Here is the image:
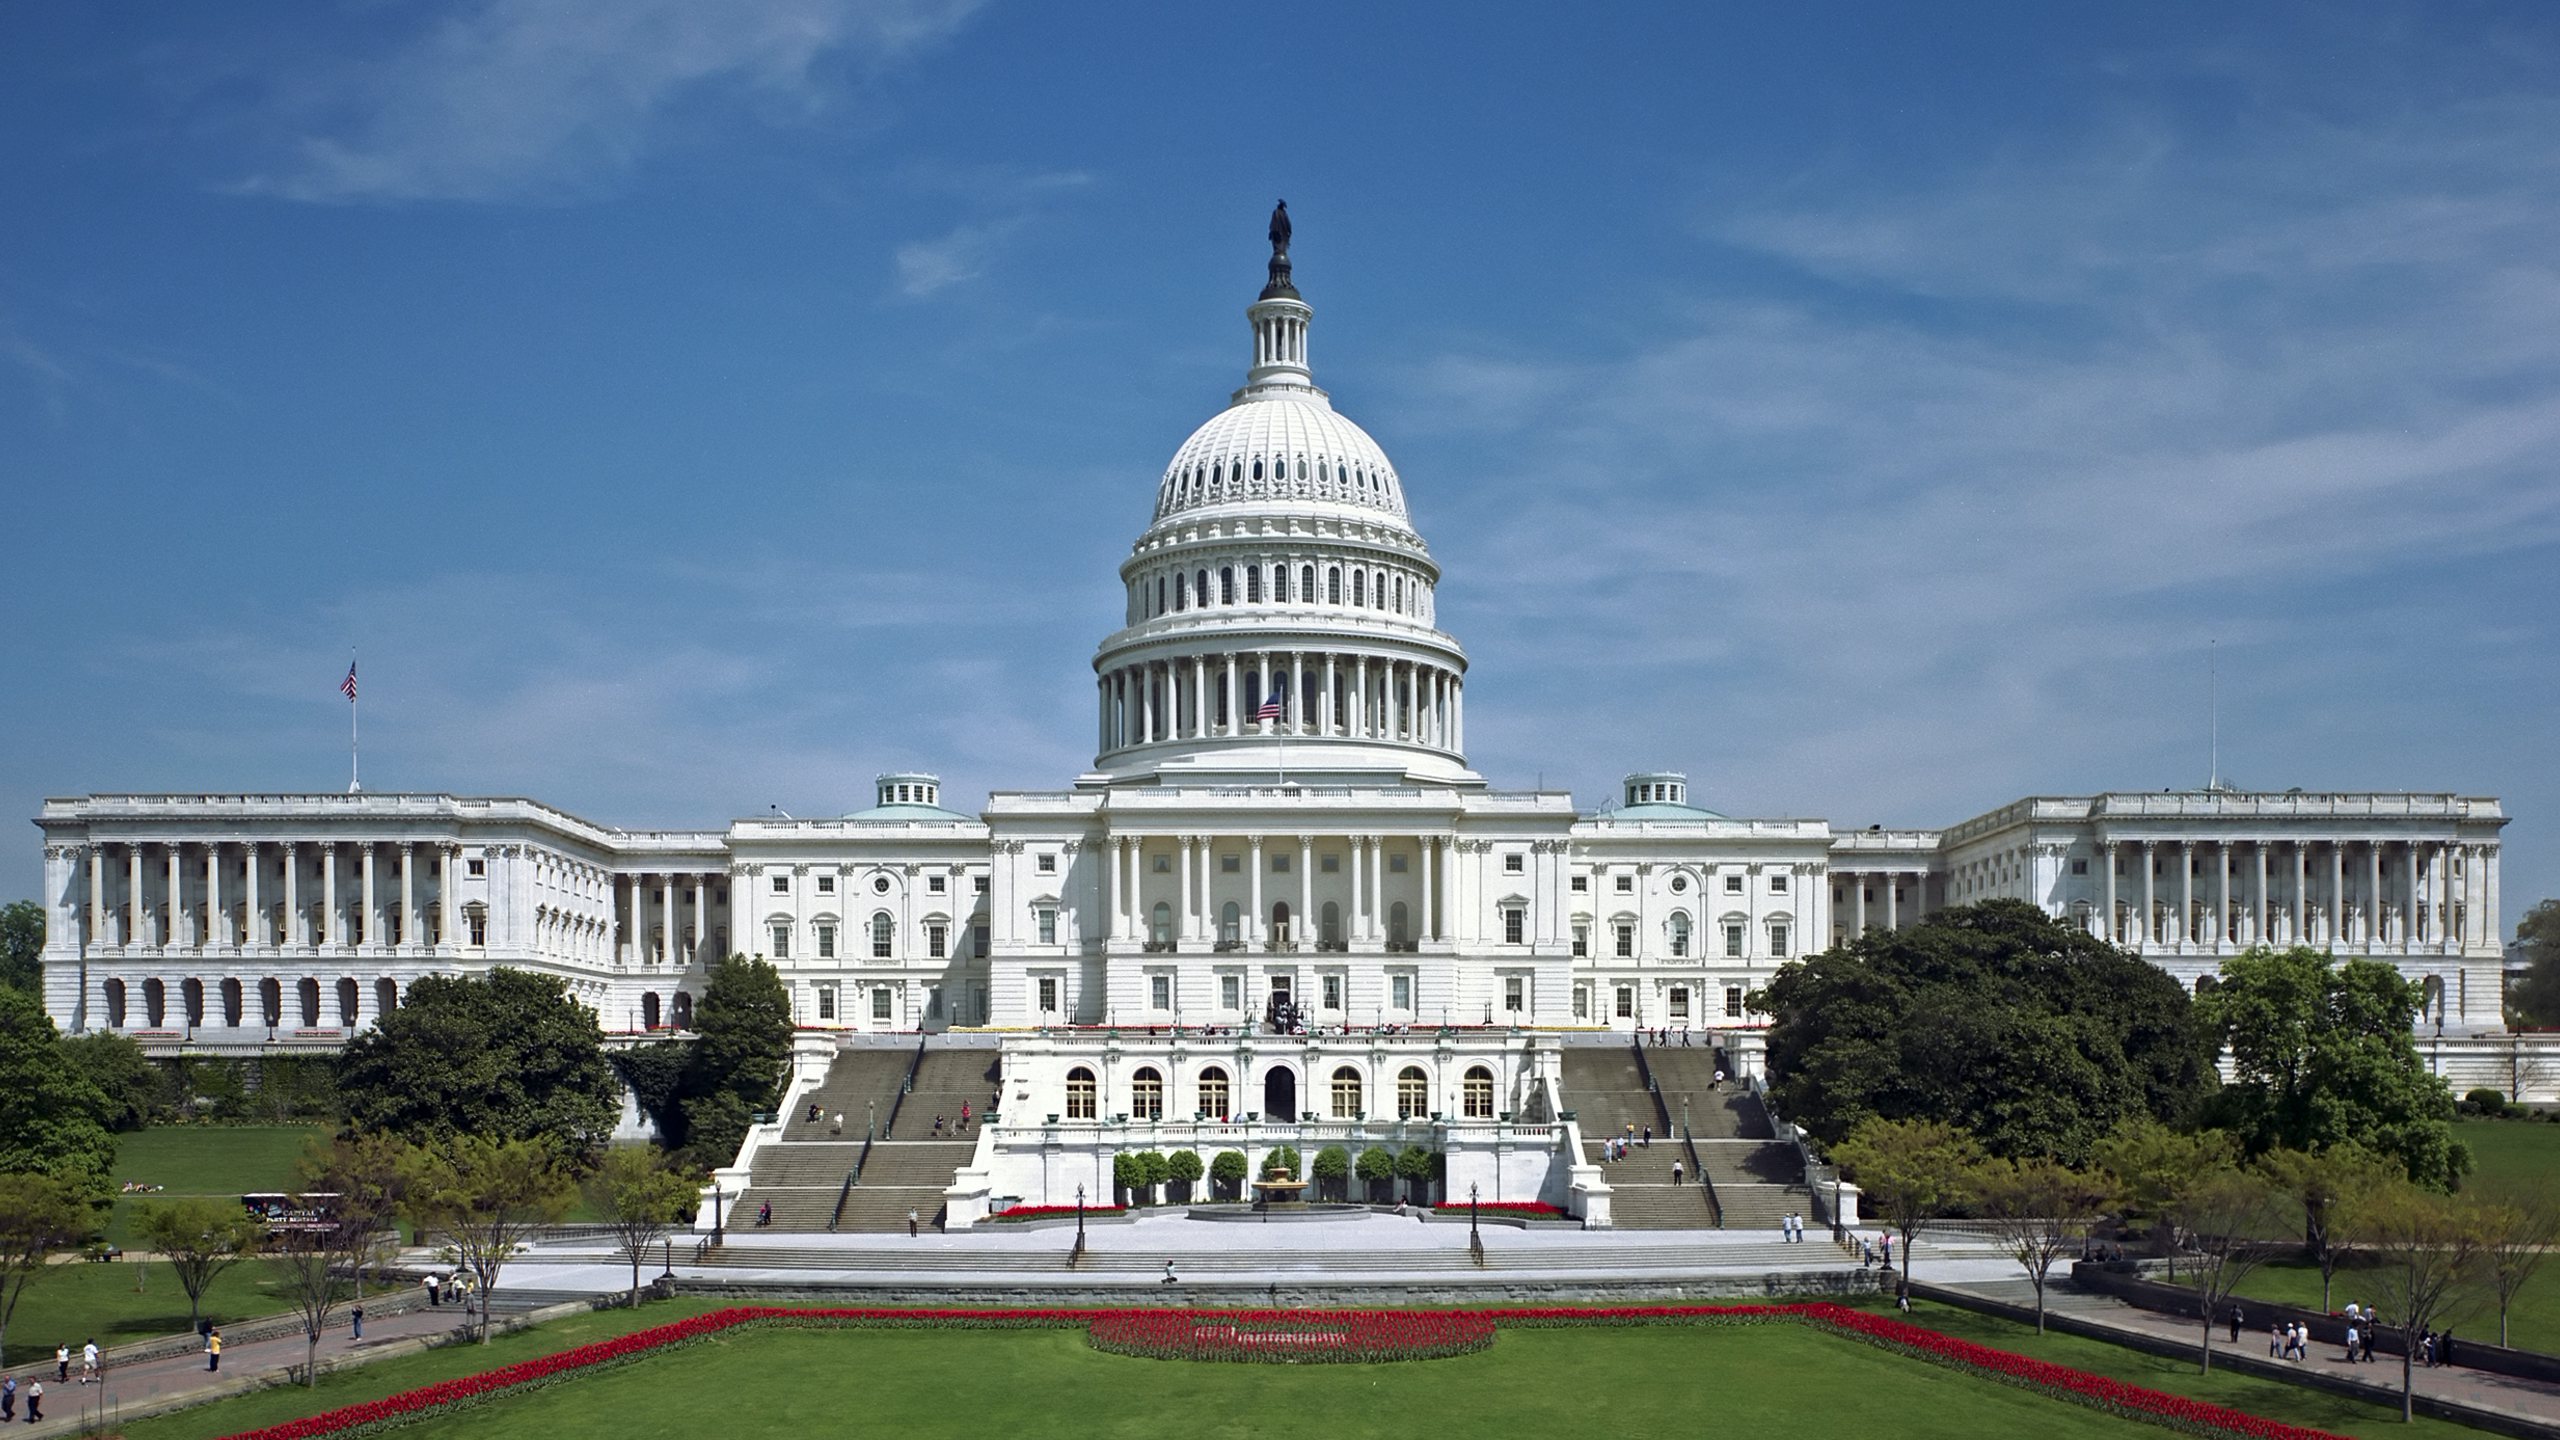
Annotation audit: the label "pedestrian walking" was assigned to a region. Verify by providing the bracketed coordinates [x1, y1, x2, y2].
[830, 1111, 845, 1136]
[50, 1348, 63, 1385]
[2228, 1307, 2242, 1343]
[2344, 1325, 2359, 1363]
[351, 1304, 364, 1340]
[206, 1328, 222, 1372]
[1670, 1160, 1683, 1186]
[757, 1200, 772, 1228]
[80, 1340, 96, 1385]
[1641, 1125, 1652, 1148]
[21, 1382, 37, 1424]
[960, 1101, 971, 1127]
[2269, 1323, 2282, 1357]
[426, 1272, 442, 1306]
[5, 1374, 19, 1420]
[908, 1208, 920, 1237]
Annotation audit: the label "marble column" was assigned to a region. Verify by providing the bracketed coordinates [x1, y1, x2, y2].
[2178, 841, 2194, 951]
[1178, 835, 1195, 945]
[398, 843, 415, 951]
[1298, 835, 1313, 942]
[2328, 843, 2345, 948]
[1249, 836, 1266, 944]
[2141, 842, 2156, 952]
[322, 844, 338, 948]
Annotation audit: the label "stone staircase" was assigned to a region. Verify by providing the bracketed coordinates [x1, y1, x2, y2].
[736, 1042, 993, 1234]
[684, 1237, 1847, 1276]
[1560, 1044, 1711, 1229]
[1629, 1044, 1815, 1233]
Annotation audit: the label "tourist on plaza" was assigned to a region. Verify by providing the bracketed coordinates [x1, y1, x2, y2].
[1162, 1261, 1179, 1285]
[2269, 1323, 2283, 1357]
[206, 1328, 222, 1372]
[2343, 1324, 2358, 1362]
[1640, 1125, 1651, 1147]
[806, 1101, 822, 1123]
[80, 1341, 96, 1384]
[1670, 1159, 1683, 1186]
[960, 1101, 971, 1127]
[830, 1112, 845, 1136]
[351, 1303, 364, 1340]
[49, 1348, 62, 1385]
[2439, 1330, 2456, 1366]
[21, 1382, 37, 1424]
[5, 1373, 18, 1420]
[2227, 1307, 2242, 1343]
[908, 1208, 920, 1237]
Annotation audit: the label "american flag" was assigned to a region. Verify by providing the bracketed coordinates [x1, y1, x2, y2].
[341, 662, 358, 701]
[1254, 682, 1285, 720]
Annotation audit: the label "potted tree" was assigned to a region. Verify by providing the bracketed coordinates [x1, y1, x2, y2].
[1356, 1146, 1396, 1205]
[1210, 1150, 1249, 1201]
[1313, 1145, 1352, 1202]
[1395, 1145, 1436, 1206]
[1166, 1150, 1203, 1204]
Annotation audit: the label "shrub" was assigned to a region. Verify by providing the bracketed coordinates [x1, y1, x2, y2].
[1313, 1145, 1350, 1178]
[1166, 1150, 1204, 1182]
[1112, 1151, 1148, 1205]
[2464, 1087, 2514, 1117]
[1210, 1150, 1248, 1182]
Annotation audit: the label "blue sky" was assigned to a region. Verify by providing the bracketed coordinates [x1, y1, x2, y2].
[3, 2, 2555, 936]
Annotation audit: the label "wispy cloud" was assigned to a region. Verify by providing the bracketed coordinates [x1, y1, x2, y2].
[891, 168, 1091, 296]
[895, 217, 1019, 296]
[233, 0, 982, 203]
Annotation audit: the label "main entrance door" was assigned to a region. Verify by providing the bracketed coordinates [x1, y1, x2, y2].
[1263, 1066, 1297, 1121]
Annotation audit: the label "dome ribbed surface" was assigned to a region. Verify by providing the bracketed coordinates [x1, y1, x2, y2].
[1152, 395, 1408, 525]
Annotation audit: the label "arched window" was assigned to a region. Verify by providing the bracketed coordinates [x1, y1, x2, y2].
[1155, 576, 1166, 615]
[1066, 1065, 1097, 1120]
[1151, 902, 1173, 945]
[1669, 913, 1691, 958]
[1321, 900, 1341, 944]
[872, 912, 894, 958]
[643, 992, 662, 1029]
[1397, 1066, 1429, 1119]
[1330, 1066, 1363, 1118]
[1252, 457, 1265, 480]
[1389, 901, 1409, 946]
[182, 977, 205, 1028]
[1271, 900, 1291, 943]
[259, 977, 282, 1028]
[1272, 565, 1288, 602]
[1174, 573, 1187, 611]
[221, 977, 242, 1027]
[1220, 567, 1234, 604]
[1246, 565, 1262, 602]
[297, 977, 321, 1027]
[104, 979, 126, 1028]
[1328, 567, 1341, 603]
[142, 977, 165, 1027]
[1352, 571, 1366, 607]
[1296, 457, 1308, 480]
[1462, 1065, 1495, 1119]
[1213, 461, 1224, 487]
[337, 977, 359, 1027]
[1132, 1066, 1164, 1120]
[1318, 460, 1330, 483]
[1198, 1066, 1230, 1119]
[1301, 565, 1315, 601]
[1196, 569, 1208, 606]
[1220, 901, 1240, 944]
[1394, 575, 1404, 611]
[673, 991, 694, 1029]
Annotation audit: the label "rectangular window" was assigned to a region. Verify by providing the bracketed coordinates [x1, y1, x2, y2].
[815, 923, 835, 959]
[772, 874, 789, 893]
[972, 925, 989, 958]
[1570, 874, 1587, 892]
[1504, 853, 1524, 874]
[1770, 874, 1788, 893]
[817, 875, 834, 893]
[1222, 854, 1240, 873]
[1036, 907, 1057, 945]
[1038, 976, 1059, 1012]
[927, 923, 947, 959]
[1221, 974, 1241, 1009]
[1153, 853, 1171, 873]
[928, 875, 946, 893]
[1389, 853, 1407, 873]
[1321, 854, 1339, 873]
[1392, 974, 1412, 1010]
[1037, 853, 1056, 874]
[1615, 875, 1634, 894]
[1770, 924, 1790, 957]
[469, 913, 487, 946]
[466, 857, 486, 877]
[1505, 976, 1524, 1012]
[1725, 924, 1744, 958]
[1571, 924, 1588, 957]
[1503, 907, 1525, 945]
[1615, 923, 1634, 958]
[1615, 985, 1633, 1018]
[1725, 985, 1744, 1018]
[1669, 986, 1690, 1019]
[1272, 853, 1290, 872]
[974, 875, 990, 894]
[1725, 874, 1743, 894]
[872, 988, 892, 1021]
[1151, 974, 1171, 1010]
[816, 986, 836, 1021]
[1247, 566, 1262, 602]
[770, 923, 790, 959]
[1322, 974, 1343, 1009]
[1572, 984, 1589, 1018]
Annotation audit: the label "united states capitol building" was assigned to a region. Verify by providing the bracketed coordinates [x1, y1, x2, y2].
[28, 219, 2535, 1222]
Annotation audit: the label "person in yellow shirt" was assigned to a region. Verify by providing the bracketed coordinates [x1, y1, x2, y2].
[206, 1329, 223, 1373]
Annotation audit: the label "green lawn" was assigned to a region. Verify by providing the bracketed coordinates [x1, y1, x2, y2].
[1889, 1300, 2487, 1440]
[1, 1258, 311, 1368]
[2456, 1117, 2560, 1187]
[106, 1124, 330, 1248]
[105, 1304, 2482, 1440]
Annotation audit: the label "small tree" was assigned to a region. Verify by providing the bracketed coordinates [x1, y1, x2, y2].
[2351, 1180, 2487, 1421]
[2175, 1166, 2289, 1375]
[2468, 1178, 2560, 1349]
[1112, 1150, 1147, 1206]
[1972, 1156, 2113, 1333]
[0, 1174, 88, 1365]
[269, 1133, 407, 1385]
[1833, 1117, 1981, 1293]
[586, 1146, 697, 1309]
[134, 1196, 259, 1326]
[1312, 1145, 1352, 1201]
[1395, 1145, 1435, 1205]
[1137, 1151, 1171, 1205]
[1210, 1150, 1248, 1200]
[2093, 1119, 2239, 1280]
[2256, 1143, 2398, 1309]
[1165, 1150, 1204, 1202]
[403, 1136, 575, 1342]
[1356, 1145, 1396, 1203]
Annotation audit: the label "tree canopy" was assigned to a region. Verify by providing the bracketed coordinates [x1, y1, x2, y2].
[2505, 898, 2560, 1027]
[0, 984, 116, 1200]
[60, 1029, 163, 1131]
[613, 955, 792, 1162]
[334, 968, 620, 1152]
[1756, 900, 2218, 1161]
[2197, 946, 2466, 1189]
[0, 902, 41, 994]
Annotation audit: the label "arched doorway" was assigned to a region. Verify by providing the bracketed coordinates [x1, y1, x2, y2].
[1262, 1066, 1297, 1121]
[1270, 901, 1291, 944]
[1321, 901, 1340, 946]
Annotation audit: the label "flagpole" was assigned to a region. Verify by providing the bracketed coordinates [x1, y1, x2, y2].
[347, 652, 361, 794]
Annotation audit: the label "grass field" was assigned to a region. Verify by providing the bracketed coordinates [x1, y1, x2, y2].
[103, 1300, 2492, 1440]
[2455, 1116, 2560, 1187]
[105, 1125, 330, 1248]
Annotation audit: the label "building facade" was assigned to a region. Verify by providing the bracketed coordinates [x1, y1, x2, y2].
[29, 226, 2528, 1212]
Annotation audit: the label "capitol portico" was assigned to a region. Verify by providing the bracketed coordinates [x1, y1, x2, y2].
[28, 213, 2534, 1222]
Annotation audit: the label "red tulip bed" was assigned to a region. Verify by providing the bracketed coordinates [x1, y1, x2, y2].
[1431, 1200, 1568, 1218]
[212, 1302, 2353, 1440]
[1088, 1308, 1494, 1363]
[986, 1203, 1127, 1221]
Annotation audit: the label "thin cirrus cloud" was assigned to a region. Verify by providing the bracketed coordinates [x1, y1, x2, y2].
[232, 0, 983, 204]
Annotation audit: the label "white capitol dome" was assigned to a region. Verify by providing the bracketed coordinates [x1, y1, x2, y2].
[1151, 395, 1410, 527]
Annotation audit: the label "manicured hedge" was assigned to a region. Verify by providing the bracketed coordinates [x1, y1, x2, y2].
[214, 1303, 2353, 1440]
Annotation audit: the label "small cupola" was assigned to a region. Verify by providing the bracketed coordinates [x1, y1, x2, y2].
[1624, 772, 1687, 807]
[876, 772, 939, 807]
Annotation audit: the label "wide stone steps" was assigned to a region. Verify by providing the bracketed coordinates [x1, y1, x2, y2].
[1639, 1051, 1771, 1140]
[682, 1239, 1848, 1273]
[887, 1049, 1002, 1141]
[743, 1139, 978, 1233]
[780, 1048, 917, 1140]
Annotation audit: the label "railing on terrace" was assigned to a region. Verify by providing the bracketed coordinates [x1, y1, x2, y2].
[1681, 1122, 1722, 1227]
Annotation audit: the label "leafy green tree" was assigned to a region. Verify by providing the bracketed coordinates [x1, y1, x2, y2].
[2198, 946, 2467, 1188]
[402, 1135, 575, 1343]
[334, 969, 619, 1152]
[1165, 1149, 1204, 1200]
[2174, 1166, 2289, 1376]
[2255, 1142, 2399, 1308]
[0, 1174, 88, 1365]
[608, 1042, 692, 1140]
[1312, 1144, 1351, 1199]
[2506, 899, 2560, 1027]
[0, 984, 116, 1201]
[1832, 1117, 1981, 1292]
[1756, 900, 2217, 1162]
[1970, 1156, 2115, 1333]
[1112, 1150, 1149, 1205]
[676, 956, 793, 1163]
[2348, 1180, 2487, 1420]
[1210, 1149, 1248, 1199]
[1356, 1145, 1396, 1201]
[585, 1145, 698, 1309]
[133, 1196, 259, 1325]
[1394, 1145, 1435, 1204]
[60, 1029, 164, 1131]
[0, 902, 42, 994]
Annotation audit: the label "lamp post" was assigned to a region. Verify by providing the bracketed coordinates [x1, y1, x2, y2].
[1073, 1183, 1088, 1265]
[1468, 1181, 1484, 1267]
[710, 1183, 726, 1246]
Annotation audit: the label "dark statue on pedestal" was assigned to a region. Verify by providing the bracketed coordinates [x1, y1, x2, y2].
[1261, 199, 1299, 300]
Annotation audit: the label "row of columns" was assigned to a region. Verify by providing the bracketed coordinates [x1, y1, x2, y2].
[1098, 651, 1463, 753]
[621, 871, 718, 965]
[1835, 869, 1929, 939]
[82, 840, 465, 955]
[98, 973, 400, 1032]
[1102, 834, 1448, 948]
[2097, 838, 2491, 953]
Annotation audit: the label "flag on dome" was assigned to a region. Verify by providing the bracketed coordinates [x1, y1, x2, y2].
[341, 662, 358, 701]
[1255, 683, 1285, 720]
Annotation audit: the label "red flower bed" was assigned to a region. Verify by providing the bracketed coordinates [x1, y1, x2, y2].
[1089, 1308, 1492, 1363]
[987, 1203, 1127, 1221]
[1433, 1201, 1566, 1218]
[215, 1302, 2353, 1440]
